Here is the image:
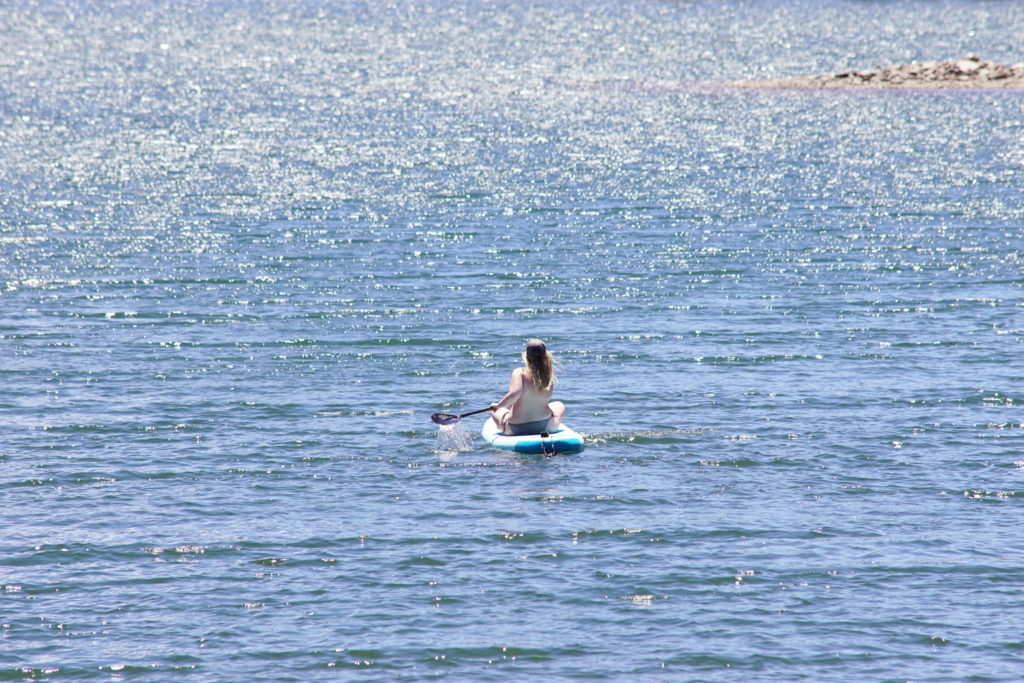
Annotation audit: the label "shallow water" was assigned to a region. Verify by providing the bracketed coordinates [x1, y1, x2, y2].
[2, 0, 1024, 680]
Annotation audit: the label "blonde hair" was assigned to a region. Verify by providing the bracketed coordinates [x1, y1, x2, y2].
[522, 339, 555, 391]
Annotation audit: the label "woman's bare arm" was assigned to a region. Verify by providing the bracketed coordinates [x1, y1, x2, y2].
[491, 368, 525, 411]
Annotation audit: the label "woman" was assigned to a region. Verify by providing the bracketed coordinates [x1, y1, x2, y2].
[490, 339, 565, 436]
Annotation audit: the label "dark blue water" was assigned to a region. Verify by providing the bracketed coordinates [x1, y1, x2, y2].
[3, 0, 1024, 680]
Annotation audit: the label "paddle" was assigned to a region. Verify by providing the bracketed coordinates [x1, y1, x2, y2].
[430, 406, 493, 426]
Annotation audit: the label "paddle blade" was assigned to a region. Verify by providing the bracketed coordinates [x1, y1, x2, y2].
[431, 412, 460, 425]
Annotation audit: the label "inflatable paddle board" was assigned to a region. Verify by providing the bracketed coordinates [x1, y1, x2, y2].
[481, 417, 585, 456]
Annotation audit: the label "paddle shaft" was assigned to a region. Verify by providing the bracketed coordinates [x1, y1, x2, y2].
[431, 406, 495, 425]
[454, 407, 493, 419]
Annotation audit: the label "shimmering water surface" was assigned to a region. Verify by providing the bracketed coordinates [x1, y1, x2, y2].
[3, 0, 1024, 680]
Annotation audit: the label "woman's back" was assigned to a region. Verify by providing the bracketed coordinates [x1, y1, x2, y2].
[510, 367, 553, 422]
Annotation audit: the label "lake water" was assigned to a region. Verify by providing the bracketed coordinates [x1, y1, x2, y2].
[2, 0, 1024, 680]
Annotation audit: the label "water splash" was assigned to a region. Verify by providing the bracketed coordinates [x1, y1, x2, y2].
[433, 422, 475, 453]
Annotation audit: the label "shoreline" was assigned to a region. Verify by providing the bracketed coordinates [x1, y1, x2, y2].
[727, 56, 1024, 90]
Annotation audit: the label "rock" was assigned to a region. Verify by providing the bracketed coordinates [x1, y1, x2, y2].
[954, 59, 981, 74]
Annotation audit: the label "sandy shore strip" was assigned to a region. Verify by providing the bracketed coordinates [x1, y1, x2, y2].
[729, 56, 1024, 89]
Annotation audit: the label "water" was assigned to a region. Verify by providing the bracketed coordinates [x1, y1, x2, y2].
[433, 423, 475, 454]
[2, 0, 1024, 679]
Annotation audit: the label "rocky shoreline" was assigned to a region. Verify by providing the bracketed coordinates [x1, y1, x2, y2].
[730, 56, 1024, 89]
